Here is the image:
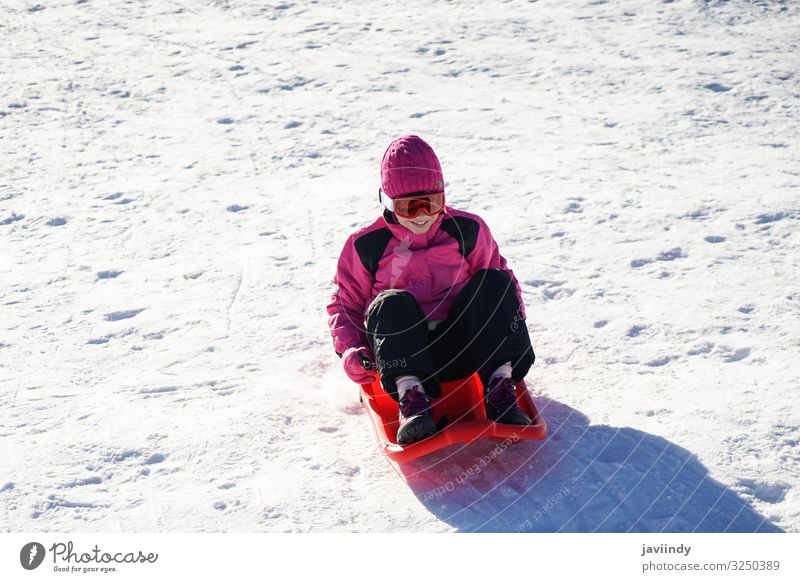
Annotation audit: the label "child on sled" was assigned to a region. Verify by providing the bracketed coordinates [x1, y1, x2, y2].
[326, 134, 535, 445]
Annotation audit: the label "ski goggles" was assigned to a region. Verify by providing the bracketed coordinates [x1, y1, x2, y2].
[378, 189, 446, 219]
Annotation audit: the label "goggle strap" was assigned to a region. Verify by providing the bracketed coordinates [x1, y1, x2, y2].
[378, 188, 395, 211]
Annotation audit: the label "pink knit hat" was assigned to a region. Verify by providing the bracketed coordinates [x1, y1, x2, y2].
[380, 135, 444, 199]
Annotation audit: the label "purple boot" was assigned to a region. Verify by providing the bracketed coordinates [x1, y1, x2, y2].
[484, 377, 532, 425]
[397, 386, 438, 445]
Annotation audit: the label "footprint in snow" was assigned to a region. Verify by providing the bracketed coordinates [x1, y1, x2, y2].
[104, 309, 144, 321]
[144, 453, 166, 465]
[1, 213, 25, 226]
[627, 324, 647, 338]
[723, 347, 750, 363]
[104, 449, 142, 463]
[337, 466, 360, 478]
[737, 479, 788, 504]
[754, 212, 786, 225]
[543, 286, 575, 301]
[564, 199, 583, 214]
[656, 247, 685, 261]
[643, 408, 671, 417]
[277, 76, 312, 91]
[687, 342, 714, 356]
[60, 476, 102, 489]
[631, 247, 685, 268]
[644, 355, 675, 367]
[262, 505, 283, 519]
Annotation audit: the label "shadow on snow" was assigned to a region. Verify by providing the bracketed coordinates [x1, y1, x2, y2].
[398, 398, 782, 533]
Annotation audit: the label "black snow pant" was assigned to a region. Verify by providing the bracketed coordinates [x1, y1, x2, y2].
[365, 268, 535, 401]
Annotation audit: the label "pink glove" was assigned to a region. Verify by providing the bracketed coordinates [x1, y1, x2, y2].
[342, 346, 377, 384]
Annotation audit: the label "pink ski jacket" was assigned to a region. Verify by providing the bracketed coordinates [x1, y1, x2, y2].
[326, 207, 526, 356]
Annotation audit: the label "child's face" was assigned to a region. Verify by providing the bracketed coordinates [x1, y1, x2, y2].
[396, 212, 439, 234]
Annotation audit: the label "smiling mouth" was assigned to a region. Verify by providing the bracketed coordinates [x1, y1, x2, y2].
[411, 217, 431, 225]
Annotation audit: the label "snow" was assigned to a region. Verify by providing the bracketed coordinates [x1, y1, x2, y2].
[1, 0, 798, 532]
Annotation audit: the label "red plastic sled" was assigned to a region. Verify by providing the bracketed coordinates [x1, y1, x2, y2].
[359, 373, 547, 463]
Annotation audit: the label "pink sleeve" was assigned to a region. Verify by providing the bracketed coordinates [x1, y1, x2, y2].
[467, 217, 527, 320]
[326, 235, 374, 355]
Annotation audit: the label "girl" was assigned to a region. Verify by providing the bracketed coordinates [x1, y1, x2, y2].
[326, 135, 535, 445]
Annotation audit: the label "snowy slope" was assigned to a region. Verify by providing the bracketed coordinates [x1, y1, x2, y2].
[1, 0, 798, 532]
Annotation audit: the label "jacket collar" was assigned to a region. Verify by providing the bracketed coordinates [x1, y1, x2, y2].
[381, 208, 446, 249]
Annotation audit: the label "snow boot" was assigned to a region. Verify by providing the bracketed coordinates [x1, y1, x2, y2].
[484, 377, 532, 425]
[396, 386, 438, 445]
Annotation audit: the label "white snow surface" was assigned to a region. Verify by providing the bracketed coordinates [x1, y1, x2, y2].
[1, 0, 799, 532]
